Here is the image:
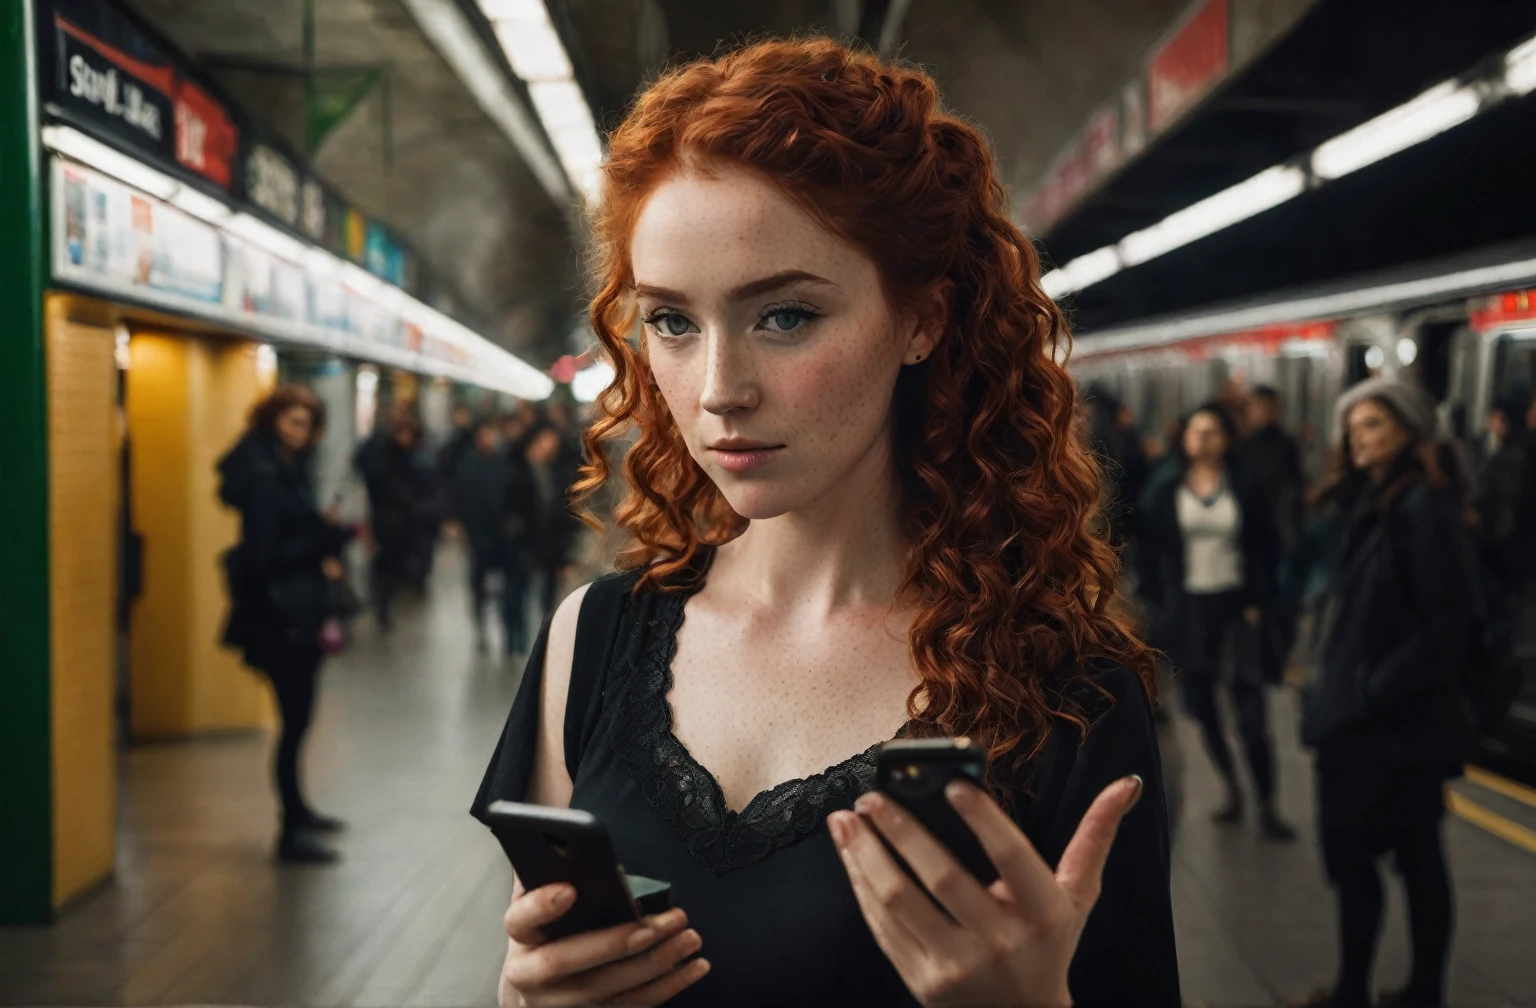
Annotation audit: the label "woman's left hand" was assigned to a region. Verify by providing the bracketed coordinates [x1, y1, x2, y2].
[827, 775, 1142, 1008]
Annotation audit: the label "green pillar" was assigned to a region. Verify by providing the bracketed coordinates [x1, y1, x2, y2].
[0, 0, 54, 925]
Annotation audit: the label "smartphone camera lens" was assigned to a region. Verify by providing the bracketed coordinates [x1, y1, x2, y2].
[889, 763, 926, 797]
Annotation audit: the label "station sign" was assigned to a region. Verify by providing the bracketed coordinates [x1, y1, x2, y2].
[1147, 0, 1230, 133]
[42, 0, 239, 191]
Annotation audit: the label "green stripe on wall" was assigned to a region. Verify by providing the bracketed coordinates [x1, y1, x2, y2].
[0, 0, 54, 925]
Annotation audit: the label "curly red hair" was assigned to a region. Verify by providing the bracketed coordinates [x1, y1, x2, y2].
[576, 37, 1155, 785]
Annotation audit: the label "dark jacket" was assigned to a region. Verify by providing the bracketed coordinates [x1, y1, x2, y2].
[1300, 453, 1476, 764]
[454, 448, 513, 555]
[1136, 461, 1278, 655]
[1474, 438, 1535, 589]
[354, 435, 433, 552]
[218, 432, 346, 664]
[526, 460, 583, 568]
[1236, 424, 1305, 555]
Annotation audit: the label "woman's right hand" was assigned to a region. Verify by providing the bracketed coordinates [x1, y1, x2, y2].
[500, 882, 710, 1007]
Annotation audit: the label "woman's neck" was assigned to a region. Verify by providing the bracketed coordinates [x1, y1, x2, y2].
[711, 435, 907, 614]
[1185, 458, 1222, 482]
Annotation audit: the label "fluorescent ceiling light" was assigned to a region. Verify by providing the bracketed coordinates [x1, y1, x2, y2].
[529, 80, 593, 133]
[1042, 245, 1122, 297]
[1037, 32, 1536, 301]
[495, 20, 572, 81]
[571, 361, 614, 403]
[41, 124, 178, 199]
[1506, 34, 1536, 96]
[1120, 165, 1305, 266]
[398, 0, 572, 204]
[1311, 80, 1481, 180]
[168, 185, 233, 225]
[479, 0, 545, 20]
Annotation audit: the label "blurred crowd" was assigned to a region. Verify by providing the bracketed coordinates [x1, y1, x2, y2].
[1082, 376, 1529, 1008]
[215, 387, 590, 864]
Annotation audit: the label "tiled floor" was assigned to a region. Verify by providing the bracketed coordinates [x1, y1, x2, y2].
[1, 543, 1533, 1006]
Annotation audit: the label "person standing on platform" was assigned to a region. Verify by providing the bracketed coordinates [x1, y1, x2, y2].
[1138, 404, 1296, 840]
[1237, 384, 1308, 681]
[1473, 399, 1535, 600]
[455, 417, 514, 653]
[1297, 377, 1476, 1008]
[218, 384, 350, 863]
[355, 406, 430, 631]
[524, 424, 581, 623]
[438, 402, 478, 526]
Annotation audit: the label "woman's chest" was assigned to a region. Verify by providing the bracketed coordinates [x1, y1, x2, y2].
[666, 612, 916, 813]
[570, 754, 909, 1007]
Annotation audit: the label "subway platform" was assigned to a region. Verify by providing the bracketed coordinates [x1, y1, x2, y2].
[2, 545, 1534, 1008]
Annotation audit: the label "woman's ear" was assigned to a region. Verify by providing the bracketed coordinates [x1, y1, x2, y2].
[901, 279, 954, 366]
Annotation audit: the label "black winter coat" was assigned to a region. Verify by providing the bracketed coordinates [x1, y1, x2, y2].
[1136, 462, 1278, 656]
[1300, 455, 1476, 765]
[218, 433, 346, 667]
[454, 448, 514, 555]
[1236, 424, 1305, 555]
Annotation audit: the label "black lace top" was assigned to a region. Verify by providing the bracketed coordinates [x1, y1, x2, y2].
[472, 568, 1180, 1007]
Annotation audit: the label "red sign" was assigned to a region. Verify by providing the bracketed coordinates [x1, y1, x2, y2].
[1470, 289, 1536, 333]
[1147, 0, 1229, 134]
[174, 79, 238, 189]
[1022, 104, 1120, 233]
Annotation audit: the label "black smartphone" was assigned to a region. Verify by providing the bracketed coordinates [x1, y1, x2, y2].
[483, 800, 673, 940]
[875, 737, 999, 885]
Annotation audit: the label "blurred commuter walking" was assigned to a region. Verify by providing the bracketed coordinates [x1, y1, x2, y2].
[1473, 399, 1535, 597]
[354, 405, 432, 630]
[523, 424, 581, 622]
[217, 385, 351, 863]
[1138, 404, 1296, 840]
[1296, 377, 1477, 1008]
[1238, 384, 1309, 680]
[454, 418, 518, 653]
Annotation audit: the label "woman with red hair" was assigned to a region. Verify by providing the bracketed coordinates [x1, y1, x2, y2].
[473, 37, 1177, 1007]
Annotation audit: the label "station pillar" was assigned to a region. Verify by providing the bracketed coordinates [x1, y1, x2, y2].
[0, 0, 56, 925]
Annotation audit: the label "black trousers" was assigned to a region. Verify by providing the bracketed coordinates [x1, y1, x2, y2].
[469, 543, 531, 653]
[1317, 747, 1453, 1006]
[1175, 590, 1276, 800]
[262, 646, 323, 831]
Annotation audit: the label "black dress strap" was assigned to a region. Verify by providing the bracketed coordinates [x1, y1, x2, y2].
[563, 570, 639, 779]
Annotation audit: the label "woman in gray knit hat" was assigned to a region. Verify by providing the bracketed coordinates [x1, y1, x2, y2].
[1293, 375, 1476, 1008]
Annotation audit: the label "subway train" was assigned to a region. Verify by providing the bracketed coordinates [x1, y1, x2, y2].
[1069, 248, 1536, 784]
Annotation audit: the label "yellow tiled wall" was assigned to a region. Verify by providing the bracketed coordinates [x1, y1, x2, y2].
[126, 331, 272, 738]
[44, 300, 118, 908]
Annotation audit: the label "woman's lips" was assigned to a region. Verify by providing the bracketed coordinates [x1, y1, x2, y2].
[708, 445, 784, 472]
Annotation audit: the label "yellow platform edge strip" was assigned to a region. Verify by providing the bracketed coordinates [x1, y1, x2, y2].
[1464, 764, 1536, 811]
[1446, 790, 1536, 857]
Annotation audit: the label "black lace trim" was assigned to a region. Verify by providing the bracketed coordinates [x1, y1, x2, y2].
[607, 585, 899, 876]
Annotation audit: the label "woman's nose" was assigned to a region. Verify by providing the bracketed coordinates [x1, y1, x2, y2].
[699, 333, 758, 415]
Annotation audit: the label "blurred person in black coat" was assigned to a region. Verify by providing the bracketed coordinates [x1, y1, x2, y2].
[354, 406, 432, 630]
[454, 418, 514, 653]
[218, 384, 351, 863]
[1473, 398, 1535, 597]
[1138, 403, 1295, 840]
[523, 424, 583, 621]
[1296, 377, 1477, 1008]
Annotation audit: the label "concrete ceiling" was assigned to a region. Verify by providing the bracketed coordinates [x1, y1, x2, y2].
[128, 0, 581, 365]
[123, 0, 1298, 363]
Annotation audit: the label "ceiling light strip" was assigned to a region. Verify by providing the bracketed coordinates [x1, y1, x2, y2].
[1041, 30, 1536, 299]
[475, 0, 603, 201]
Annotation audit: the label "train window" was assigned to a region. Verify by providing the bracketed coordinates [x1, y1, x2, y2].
[1491, 330, 1536, 415]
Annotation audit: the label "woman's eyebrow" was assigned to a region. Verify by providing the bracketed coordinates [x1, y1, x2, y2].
[730, 270, 838, 301]
[633, 270, 838, 305]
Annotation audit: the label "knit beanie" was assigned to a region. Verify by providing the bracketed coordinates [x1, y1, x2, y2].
[1335, 374, 1438, 442]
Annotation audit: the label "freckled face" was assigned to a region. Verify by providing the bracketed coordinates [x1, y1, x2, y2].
[631, 167, 920, 520]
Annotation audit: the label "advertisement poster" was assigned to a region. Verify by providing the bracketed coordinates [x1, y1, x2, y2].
[60, 162, 221, 303]
[173, 77, 238, 189]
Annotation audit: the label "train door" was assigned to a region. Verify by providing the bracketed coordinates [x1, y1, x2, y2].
[1478, 327, 1536, 776]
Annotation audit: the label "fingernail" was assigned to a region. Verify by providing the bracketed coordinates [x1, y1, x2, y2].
[627, 926, 657, 951]
[945, 780, 974, 806]
[1123, 774, 1144, 809]
[549, 885, 574, 908]
[693, 958, 712, 977]
[827, 812, 848, 846]
[678, 929, 702, 954]
[853, 792, 879, 814]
